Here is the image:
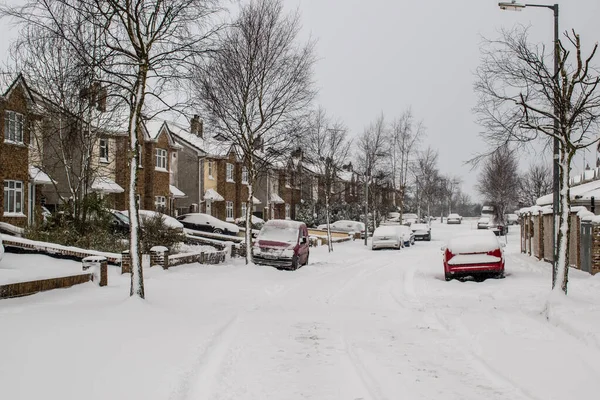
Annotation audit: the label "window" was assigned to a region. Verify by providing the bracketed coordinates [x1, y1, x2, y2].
[155, 148, 167, 170]
[226, 163, 234, 182]
[285, 203, 291, 220]
[99, 139, 109, 162]
[226, 201, 234, 220]
[155, 196, 166, 211]
[241, 166, 248, 184]
[241, 202, 247, 217]
[3, 180, 23, 215]
[208, 160, 214, 179]
[4, 111, 24, 144]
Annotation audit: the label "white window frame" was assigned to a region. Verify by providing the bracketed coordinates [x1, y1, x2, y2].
[155, 196, 166, 210]
[226, 163, 234, 182]
[3, 180, 24, 215]
[226, 201, 234, 220]
[99, 139, 109, 162]
[155, 148, 167, 171]
[4, 111, 24, 144]
[285, 203, 291, 220]
[241, 202, 247, 217]
[241, 166, 248, 184]
[208, 160, 214, 179]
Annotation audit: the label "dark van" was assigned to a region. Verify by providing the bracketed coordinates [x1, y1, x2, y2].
[252, 220, 310, 270]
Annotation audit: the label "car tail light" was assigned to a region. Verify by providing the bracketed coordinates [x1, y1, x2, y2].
[488, 248, 502, 258]
[445, 248, 454, 261]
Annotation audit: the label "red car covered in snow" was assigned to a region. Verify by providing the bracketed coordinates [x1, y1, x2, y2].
[442, 230, 505, 281]
[252, 220, 310, 270]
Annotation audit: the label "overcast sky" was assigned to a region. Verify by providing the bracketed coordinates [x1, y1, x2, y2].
[1, 0, 600, 202]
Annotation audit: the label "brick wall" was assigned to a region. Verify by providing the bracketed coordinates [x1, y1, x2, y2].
[0, 273, 92, 299]
[0, 81, 33, 228]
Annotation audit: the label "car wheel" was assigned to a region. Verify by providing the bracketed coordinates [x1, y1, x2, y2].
[304, 254, 309, 266]
[426, 235, 431, 241]
[445, 273, 452, 281]
[291, 255, 299, 270]
[213, 228, 223, 234]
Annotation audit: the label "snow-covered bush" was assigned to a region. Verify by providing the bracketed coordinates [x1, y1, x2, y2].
[140, 212, 186, 254]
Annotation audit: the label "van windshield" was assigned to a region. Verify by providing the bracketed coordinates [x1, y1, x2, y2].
[258, 225, 299, 243]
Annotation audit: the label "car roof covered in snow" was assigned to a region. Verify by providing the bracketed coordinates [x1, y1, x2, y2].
[447, 230, 500, 254]
[263, 219, 306, 229]
[373, 225, 400, 235]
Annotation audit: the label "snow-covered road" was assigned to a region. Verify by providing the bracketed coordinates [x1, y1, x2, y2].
[1, 221, 600, 400]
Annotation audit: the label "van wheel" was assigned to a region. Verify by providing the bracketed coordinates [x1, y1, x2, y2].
[304, 255, 309, 266]
[445, 274, 452, 281]
[291, 256, 299, 270]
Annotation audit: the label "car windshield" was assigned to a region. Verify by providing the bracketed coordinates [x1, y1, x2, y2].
[258, 225, 299, 243]
[374, 226, 398, 236]
[112, 211, 129, 224]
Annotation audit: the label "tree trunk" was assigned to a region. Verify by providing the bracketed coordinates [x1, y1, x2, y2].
[245, 176, 254, 264]
[128, 66, 148, 299]
[553, 148, 574, 294]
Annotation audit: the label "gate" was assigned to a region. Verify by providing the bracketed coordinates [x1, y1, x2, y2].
[580, 221, 592, 273]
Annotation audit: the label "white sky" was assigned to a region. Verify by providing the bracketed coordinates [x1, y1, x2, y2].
[2, 0, 600, 201]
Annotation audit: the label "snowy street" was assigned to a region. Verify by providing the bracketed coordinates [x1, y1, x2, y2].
[1, 221, 600, 400]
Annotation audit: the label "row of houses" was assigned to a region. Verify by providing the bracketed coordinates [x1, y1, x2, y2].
[1, 76, 395, 228]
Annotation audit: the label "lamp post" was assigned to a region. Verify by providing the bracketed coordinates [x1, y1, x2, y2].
[498, 0, 560, 285]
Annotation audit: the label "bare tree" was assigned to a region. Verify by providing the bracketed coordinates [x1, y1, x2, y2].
[412, 147, 441, 219]
[389, 108, 424, 219]
[4, 15, 125, 228]
[475, 27, 600, 293]
[519, 163, 553, 206]
[476, 145, 520, 226]
[2, 0, 220, 298]
[194, 0, 316, 263]
[356, 114, 389, 238]
[303, 107, 351, 252]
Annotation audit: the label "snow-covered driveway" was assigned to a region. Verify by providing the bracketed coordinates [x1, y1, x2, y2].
[1, 221, 600, 400]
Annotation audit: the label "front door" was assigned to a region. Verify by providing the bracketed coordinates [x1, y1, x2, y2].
[206, 200, 212, 216]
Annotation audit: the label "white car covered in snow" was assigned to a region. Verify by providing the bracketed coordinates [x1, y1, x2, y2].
[371, 225, 403, 250]
[119, 210, 184, 232]
[318, 220, 365, 238]
[411, 223, 431, 241]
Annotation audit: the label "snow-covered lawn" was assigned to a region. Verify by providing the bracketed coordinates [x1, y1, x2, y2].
[1, 221, 600, 399]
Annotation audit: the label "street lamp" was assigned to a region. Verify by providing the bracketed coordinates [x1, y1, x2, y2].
[498, 1, 560, 285]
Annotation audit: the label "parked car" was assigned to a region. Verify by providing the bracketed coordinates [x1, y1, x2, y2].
[396, 225, 415, 247]
[119, 210, 184, 232]
[387, 212, 401, 222]
[176, 213, 239, 236]
[488, 217, 508, 236]
[371, 225, 403, 250]
[106, 209, 131, 235]
[442, 230, 505, 281]
[402, 213, 419, 226]
[411, 223, 431, 241]
[317, 220, 365, 238]
[506, 213, 519, 225]
[477, 217, 490, 230]
[447, 213, 462, 224]
[234, 215, 265, 230]
[252, 220, 309, 270]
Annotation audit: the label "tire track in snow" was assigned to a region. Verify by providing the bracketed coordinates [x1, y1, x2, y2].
[169, 315, 241, 400]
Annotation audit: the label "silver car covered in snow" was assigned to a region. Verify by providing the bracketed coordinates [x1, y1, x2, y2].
[371, 226, 403, 250]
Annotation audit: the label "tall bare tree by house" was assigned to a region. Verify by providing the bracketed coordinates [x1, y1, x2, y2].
[357, 114, 389, 232]
[4, 14, 124, 229]
[476, 145, 520, 225]
[389, 108, 424, 218]
[412, 147, 441, 218]
[475, 27, 600, 293]
[2, 0, 220, 299]
[303, 107, 351, 252]
[519, 163, 553, 207]
[194, 0, 316, 263]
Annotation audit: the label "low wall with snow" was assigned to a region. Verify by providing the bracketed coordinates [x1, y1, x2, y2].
[0, 273, 92, 299]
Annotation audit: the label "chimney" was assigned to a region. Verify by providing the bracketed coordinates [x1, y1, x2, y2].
[190, 115, 203, 138]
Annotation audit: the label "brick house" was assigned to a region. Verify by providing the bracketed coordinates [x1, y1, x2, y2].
[0, 75, 52, 228]
[202, 140, 250, 222]
[114, 120, 183, 215]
